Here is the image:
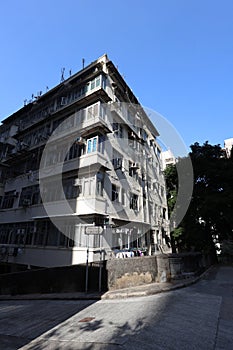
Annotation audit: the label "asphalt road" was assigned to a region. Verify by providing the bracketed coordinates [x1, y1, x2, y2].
[0, 265, 232, 350]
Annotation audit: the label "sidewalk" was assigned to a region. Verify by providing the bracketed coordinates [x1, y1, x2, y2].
[0, 267, 213, 301]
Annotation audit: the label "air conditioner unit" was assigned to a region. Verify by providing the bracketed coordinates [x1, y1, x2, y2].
[76, 137, 85, 144]
[74, 178, 82, 186]
[130, 162, 140, 169]
[131, 132, 136, 138]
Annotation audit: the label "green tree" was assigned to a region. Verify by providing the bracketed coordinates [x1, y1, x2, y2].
[164, 141, 233, 258]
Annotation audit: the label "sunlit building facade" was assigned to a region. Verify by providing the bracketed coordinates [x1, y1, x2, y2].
[0, 55, 170, 269]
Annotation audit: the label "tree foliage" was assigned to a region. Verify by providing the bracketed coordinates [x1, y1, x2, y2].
[164, 141, 233, 256]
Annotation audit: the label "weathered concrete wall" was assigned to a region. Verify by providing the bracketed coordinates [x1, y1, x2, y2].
[156, 255, 171, 282]
[106, 252, 211, 288]
[106, 256, 157, 290]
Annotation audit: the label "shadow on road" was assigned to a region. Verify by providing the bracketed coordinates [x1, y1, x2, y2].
[1, 265, 233, 350]
[0, 299, 96, 350]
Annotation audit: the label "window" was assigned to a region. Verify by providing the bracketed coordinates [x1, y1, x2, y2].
[102, 76, 106, 89]
[141, 129, 148, 142]
[112, 184, 120, 202]
[63, 178, 78, 199]
[82, 177, 95, 196]
[128, 131, 137, 149]
[121, 188, 126, 206]
[113, 123, 123, 138]
[163, 208, 166, 219]
[98, 135, 105, 154]
[87, 103, 99, 120]
[90, 76, 101, 90]
[100, 104, 106, 120]
[112, 149, 122, 170]
[0, 226, 9, 244]
[19, 185, 41, 207]
[96, 172, 104, 196]
[113, 157, 122, 170]
[127, 110, 135, 125]
[129, 161, 138, 180]
[46, 225, 59, 246]
[60, 222, 75, 247]
[130, 193, 138, 210]
[87, 137, 97, 153]
[34, 221, 47, 246]
[1, 191, 15, 209]
[86, 135, 105, 154]
[31, 188, 40, 205]
[93, 231, 101, 248]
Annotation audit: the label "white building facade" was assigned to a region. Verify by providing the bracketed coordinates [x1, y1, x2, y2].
[0, 55, 170, 269]
[161, 149, 176, 170]
[224, 138, 233, 158]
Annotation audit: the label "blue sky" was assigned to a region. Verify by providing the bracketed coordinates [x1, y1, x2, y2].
[0, 0, 232, 150]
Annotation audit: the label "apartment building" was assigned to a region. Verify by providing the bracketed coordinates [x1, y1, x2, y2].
[224, 138, 233, 158]
[0, 54, 170, 269]
[161, 149, 176, 170]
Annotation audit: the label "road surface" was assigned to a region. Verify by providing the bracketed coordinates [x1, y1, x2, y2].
[0, 265, 232, 349]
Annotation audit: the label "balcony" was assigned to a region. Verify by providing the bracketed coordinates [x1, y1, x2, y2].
[76, 197, 106, 215]
[78, 115, 112, 137]
[33, 199, 76, 219]
[78, 151, 111, 171]
[39, 151, 111, 179]
[49, 114, 111, 145]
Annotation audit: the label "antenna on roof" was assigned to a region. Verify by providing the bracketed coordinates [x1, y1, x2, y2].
[82, 58, 85, 69]
[69, 69, 72, 77]
[60, 67, 65, 82]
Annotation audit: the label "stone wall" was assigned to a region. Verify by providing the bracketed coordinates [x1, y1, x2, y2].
[106, 252, 211, 289]
[106, 256, 157, 290]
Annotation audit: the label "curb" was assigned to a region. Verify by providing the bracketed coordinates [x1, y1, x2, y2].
[101, 265, 215, 300]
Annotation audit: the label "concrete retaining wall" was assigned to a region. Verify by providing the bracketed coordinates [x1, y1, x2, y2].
[0, 252, 214, 294]
[106, 252, 211, 289]
[106, 256, 157, 289]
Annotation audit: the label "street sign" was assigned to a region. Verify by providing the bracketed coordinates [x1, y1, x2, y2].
[85, 226, 103, 235]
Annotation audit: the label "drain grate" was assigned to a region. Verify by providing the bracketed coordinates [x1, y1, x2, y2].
[78, 317, 95, 323]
